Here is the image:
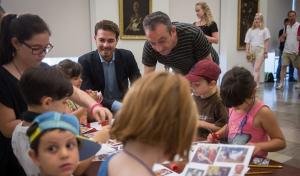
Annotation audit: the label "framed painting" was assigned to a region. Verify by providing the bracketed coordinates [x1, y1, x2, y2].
[237, 0, 259, 50]
[119, 0, 152, 40]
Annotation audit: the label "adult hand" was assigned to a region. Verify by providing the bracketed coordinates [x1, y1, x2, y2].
[90, 104, 113, 123]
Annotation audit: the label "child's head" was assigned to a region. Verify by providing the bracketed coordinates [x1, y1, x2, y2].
[185, 59, 221, 97]
[220, 67, 256, 108]
[57, 59, 83, 88]
[27, 112, 101, 176]
[19, 66, 73, 113]
[111, 72, 198, 161]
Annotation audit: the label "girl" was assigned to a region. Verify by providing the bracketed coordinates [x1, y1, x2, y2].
[245, 13, 271, 88]
[194, 2, 220, 64]
[98, 72, 198, 176]
[57, 59, 102, 124]
[208, 67, 286, 157]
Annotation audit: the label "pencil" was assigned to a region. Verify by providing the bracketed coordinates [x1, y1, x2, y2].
[249, 164, 283, 168]
[246, 171, 272, 175]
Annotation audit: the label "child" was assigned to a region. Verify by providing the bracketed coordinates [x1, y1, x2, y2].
[185, 59, 228, 139]
[57, 59, 102, 124]
[12, 66, 73, 176]
[98, 72, 198, 176]
[208, 67, 286, 157]
[27, 111, 101, 176]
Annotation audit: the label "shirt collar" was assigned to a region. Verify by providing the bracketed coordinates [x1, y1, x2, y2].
[98, 51, 115, 63]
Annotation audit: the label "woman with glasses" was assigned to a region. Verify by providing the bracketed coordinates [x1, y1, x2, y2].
[0, 14, 112, 176]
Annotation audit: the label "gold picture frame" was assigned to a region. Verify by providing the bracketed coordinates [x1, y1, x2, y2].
[237, 0, 259, 50]
[119, 0, 152, 40]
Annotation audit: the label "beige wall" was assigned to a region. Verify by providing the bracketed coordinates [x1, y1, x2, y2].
[1, 0, 92, 57]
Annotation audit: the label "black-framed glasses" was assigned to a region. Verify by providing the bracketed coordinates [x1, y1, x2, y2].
[22, 41, 54, 55]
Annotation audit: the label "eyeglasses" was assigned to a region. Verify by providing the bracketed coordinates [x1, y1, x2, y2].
[22, 41, 54, 55]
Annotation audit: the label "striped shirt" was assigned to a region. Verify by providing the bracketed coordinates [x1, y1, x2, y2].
[142, 22, 212, 74]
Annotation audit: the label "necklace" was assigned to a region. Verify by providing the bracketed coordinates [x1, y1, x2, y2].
[12, 61, 23, 77]
[123, 149, 156, 176]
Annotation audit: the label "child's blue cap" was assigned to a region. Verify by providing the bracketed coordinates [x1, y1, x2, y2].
[28, 112, 101, 160]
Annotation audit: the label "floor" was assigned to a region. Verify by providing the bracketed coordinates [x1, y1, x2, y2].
[257, 81, 300, 169]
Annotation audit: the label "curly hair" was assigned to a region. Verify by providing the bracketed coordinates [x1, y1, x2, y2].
[195, 2, 214, 26]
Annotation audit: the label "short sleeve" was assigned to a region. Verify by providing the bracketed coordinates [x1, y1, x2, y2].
[142, 41, 158, 67]
[210, 21, 218, 33]
[193, 29, 211, 60]
[244, 28, 251, 43]
[264, 28, 271, 40]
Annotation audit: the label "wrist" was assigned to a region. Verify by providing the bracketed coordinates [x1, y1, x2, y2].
[89, 103, 103, 116]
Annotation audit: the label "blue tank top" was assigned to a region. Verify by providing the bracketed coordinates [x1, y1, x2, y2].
[97, 154, 115, 176]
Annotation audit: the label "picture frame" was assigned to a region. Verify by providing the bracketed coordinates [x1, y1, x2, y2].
[237, 0, 259, 50]
[119, 0, 152, 40]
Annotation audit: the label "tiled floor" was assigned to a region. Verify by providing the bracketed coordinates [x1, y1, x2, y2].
[257, 82, 300, 169]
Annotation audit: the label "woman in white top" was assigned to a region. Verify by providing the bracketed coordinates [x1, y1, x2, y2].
[245, 13, 271, 87]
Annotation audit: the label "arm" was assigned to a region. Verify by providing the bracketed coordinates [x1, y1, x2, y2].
[245, 43, 250, 54]
[205, 32, 219, 44]
[78, 56, 94, 90]
[251, 107, 286, 155]
[70, 86, 112, 122]
[264, 39, 269, 58]
[0, 103, 22, 137]
[127, 52, 141, 83]
[197, 120, 221, 131]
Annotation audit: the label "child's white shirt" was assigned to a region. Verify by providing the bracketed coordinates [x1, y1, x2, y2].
[11, 122, 40, 176]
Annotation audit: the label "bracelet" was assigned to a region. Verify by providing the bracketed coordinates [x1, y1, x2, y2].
[89, 103, 103, 116]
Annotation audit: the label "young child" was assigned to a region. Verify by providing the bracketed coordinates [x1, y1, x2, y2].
[27, 111, 101, 176]
[185, 59, 228, 139]
[98, 72, 198, 176]
[12, 66, 73, 176]
[57, 59, 102, 124]
[208, 67, 286, 157]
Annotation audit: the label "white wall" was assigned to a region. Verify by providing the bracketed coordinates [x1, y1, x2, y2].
[1, 0, 91, 57]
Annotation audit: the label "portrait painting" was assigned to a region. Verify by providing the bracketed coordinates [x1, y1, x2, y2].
[237, 0, 259, 50]
[119, 0, 152, 40]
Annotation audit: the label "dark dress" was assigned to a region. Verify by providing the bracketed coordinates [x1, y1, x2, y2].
[0, 66, 26, 176]
[194, 21, 220, 65]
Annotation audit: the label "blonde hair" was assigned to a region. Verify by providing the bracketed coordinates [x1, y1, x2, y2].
[252, 13, 265, 30]
[195, 2, 214, 26]
[111, 72, 198, 161]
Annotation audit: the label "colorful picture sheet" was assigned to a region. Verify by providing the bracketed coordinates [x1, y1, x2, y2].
[182, 143, 254, 176]
[153, 164, 179, 176]
[93, 139, 123, 161]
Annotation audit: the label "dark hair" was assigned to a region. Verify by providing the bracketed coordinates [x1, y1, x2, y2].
[19, 66, 73, 105]
[57, 59, 82, 79]
[143, 11, 172, 32]
[220, 67, 256, 107]
[94, 20, 119, 40]
[0, 14, 51, 65]
[26, 123, 79, 154]
[287, 10, 296, 16]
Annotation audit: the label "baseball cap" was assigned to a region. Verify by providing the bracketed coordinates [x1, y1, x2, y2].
[185, 59, 221, 82]
[28, 112, 101, 160]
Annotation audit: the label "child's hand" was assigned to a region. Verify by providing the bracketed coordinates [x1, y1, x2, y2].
[207, 133, 219, 143]
[92, 126, 111, 143]
[247, 142, 262, 156]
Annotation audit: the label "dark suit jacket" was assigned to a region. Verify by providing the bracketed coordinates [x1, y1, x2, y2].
[78, 49, 141, 109]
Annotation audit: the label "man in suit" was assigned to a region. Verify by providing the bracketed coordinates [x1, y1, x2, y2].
[78, 20, 141, 112]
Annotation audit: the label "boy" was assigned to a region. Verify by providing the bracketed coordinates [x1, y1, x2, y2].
[12, 66, 73, 175]
[27, 111, 101, 176]
[185, 59, 228, 139]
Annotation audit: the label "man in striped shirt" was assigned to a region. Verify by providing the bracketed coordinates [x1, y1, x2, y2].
[142, 11, 212, 75]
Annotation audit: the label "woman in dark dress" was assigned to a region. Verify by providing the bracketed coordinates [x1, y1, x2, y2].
[194, 2, 220, 64]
